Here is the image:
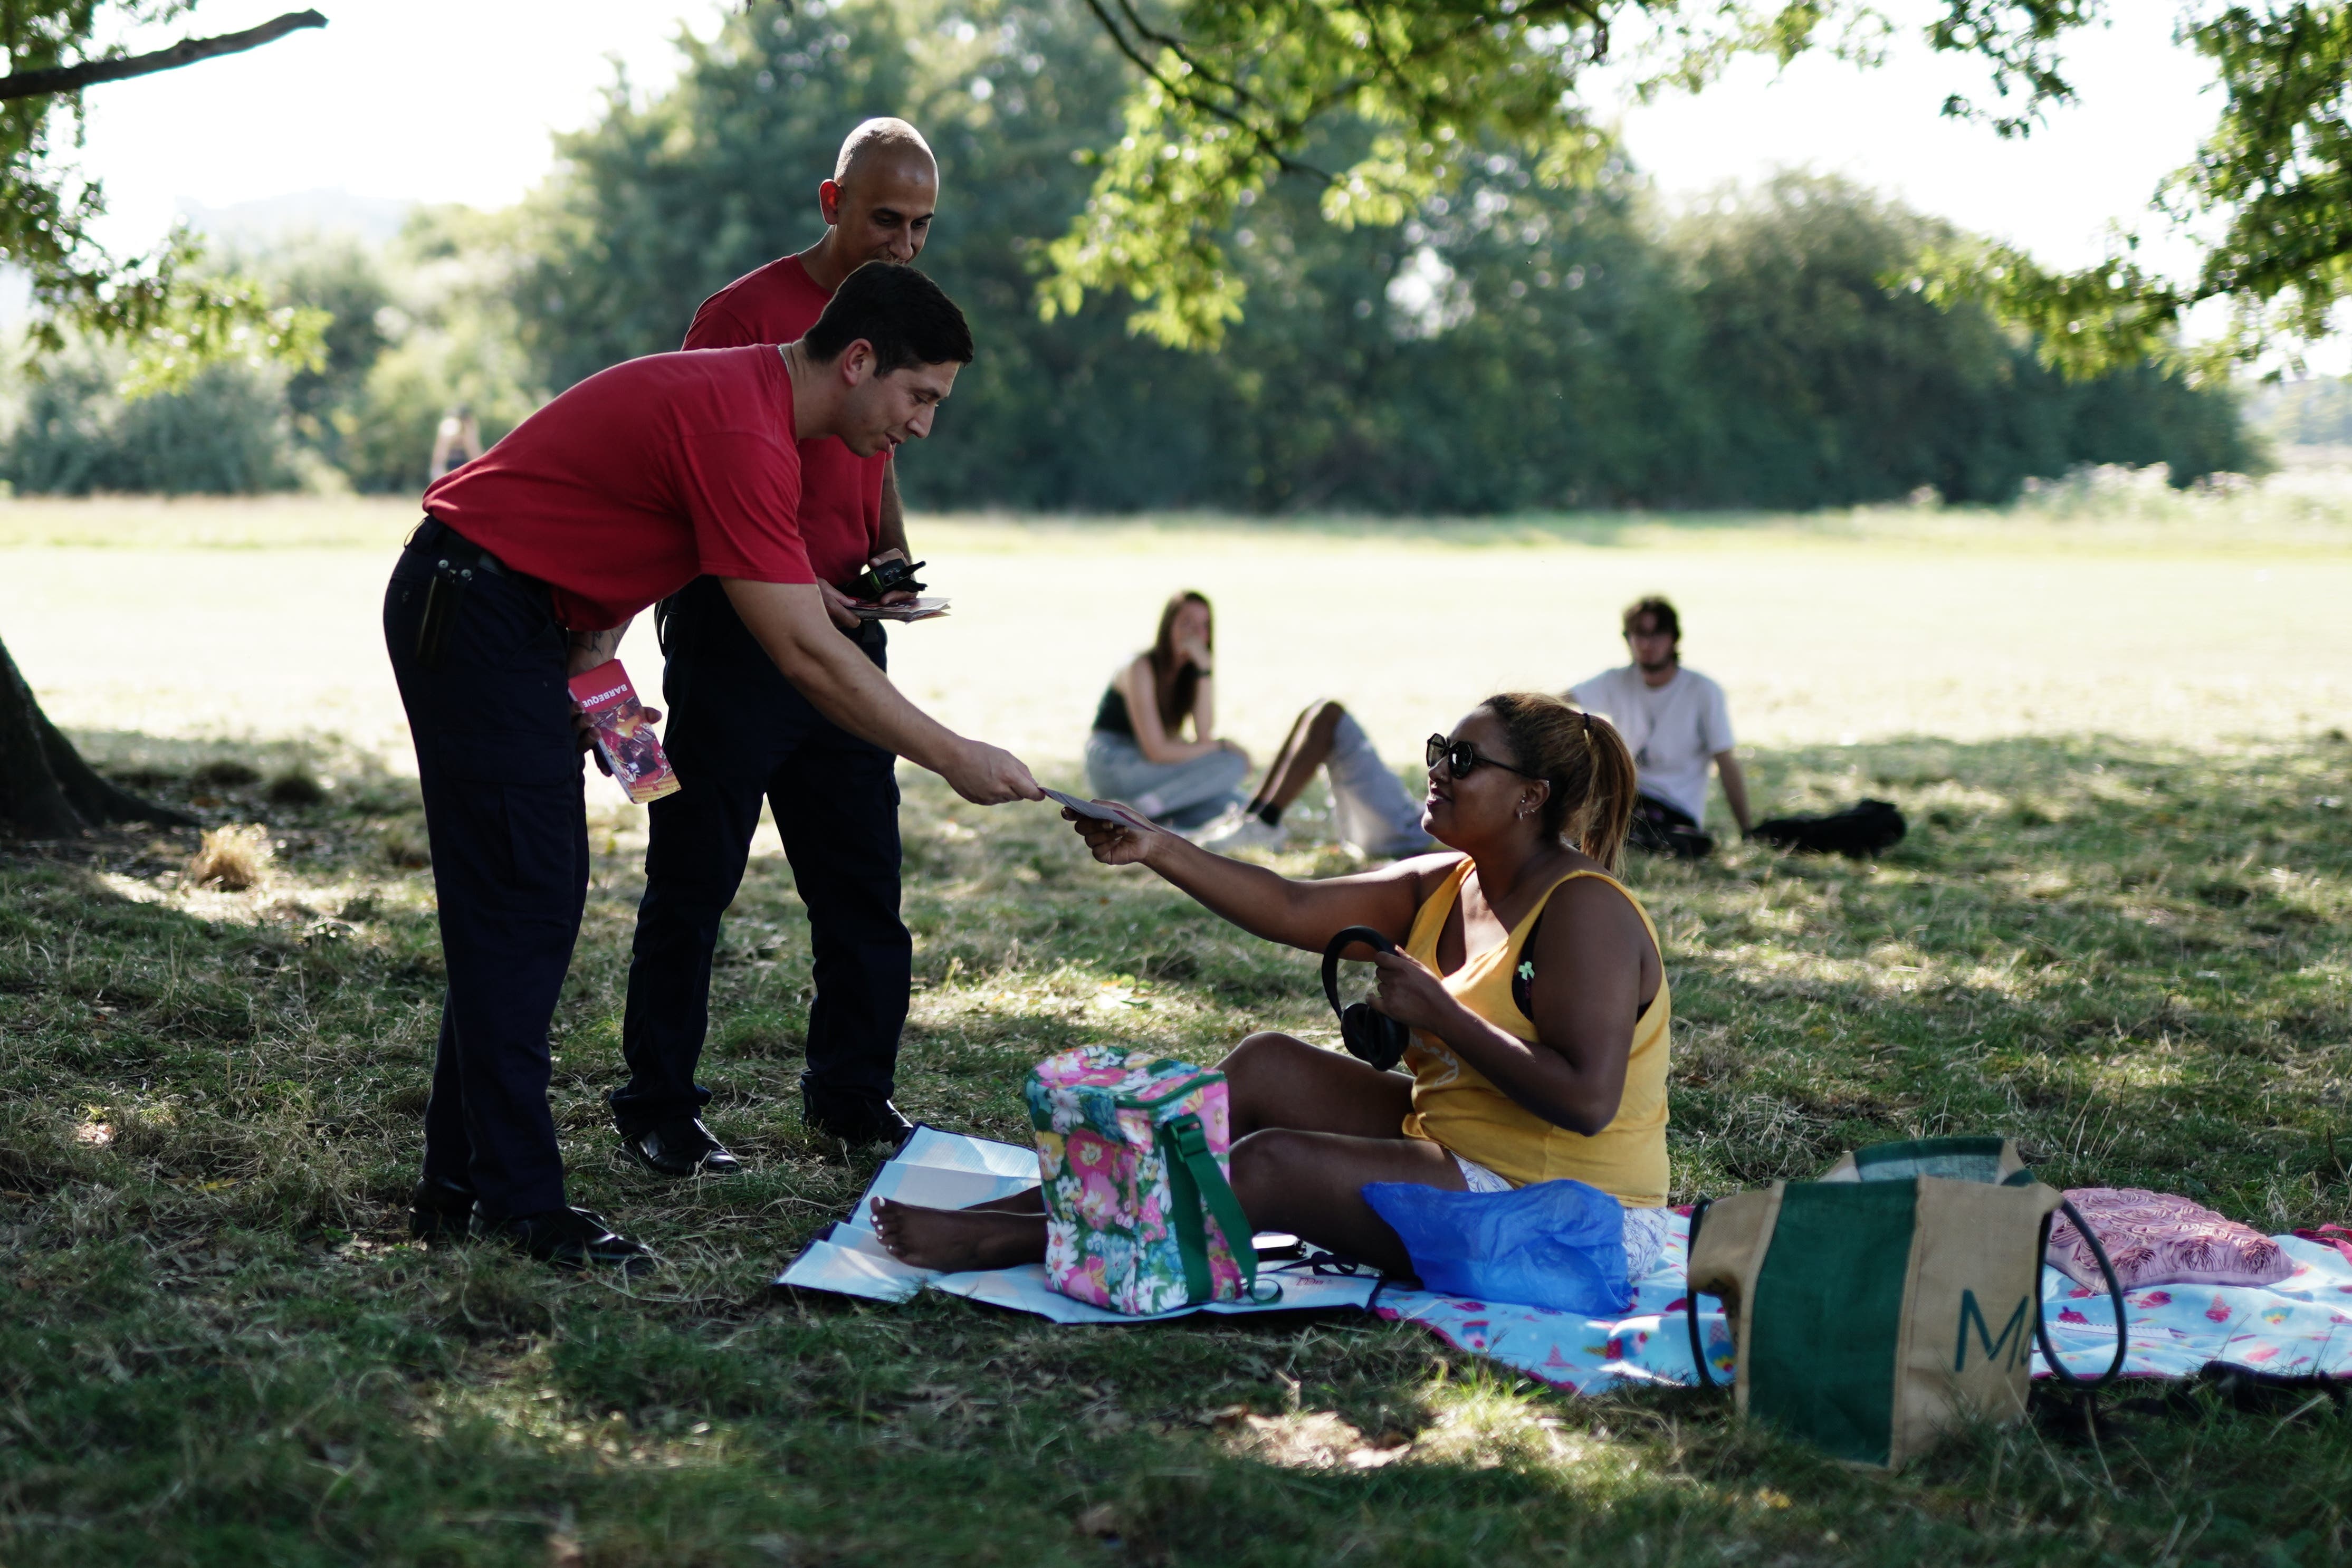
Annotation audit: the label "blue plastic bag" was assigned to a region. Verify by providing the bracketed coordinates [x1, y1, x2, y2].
[1363, 1176, 1631, 1314]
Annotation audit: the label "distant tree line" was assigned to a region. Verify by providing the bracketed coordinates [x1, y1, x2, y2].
[2250, 377, 2352, 450]
[1, 0, 2261, 510]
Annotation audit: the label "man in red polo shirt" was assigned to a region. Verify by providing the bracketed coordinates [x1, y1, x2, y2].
[388, 262, 1038, 1270]
[610, 118, 949, 1171]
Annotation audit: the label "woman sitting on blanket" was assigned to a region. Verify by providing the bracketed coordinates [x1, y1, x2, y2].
[874, 692, 1674, 1280]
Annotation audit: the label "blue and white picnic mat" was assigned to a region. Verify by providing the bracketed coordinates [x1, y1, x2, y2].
[778, 1129, 2352, 1387]
[773, 1125, 1382, 1323]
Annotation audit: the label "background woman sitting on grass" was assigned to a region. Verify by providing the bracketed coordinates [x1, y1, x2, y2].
[1083, 589, 1251, 830]
[874, 693, 1675, 1280]
[1083, 588, 1437, 859]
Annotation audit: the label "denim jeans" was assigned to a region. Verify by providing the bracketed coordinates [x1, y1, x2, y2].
[1083, 731, 1248, 828]
[1323, 711, 1430, 858]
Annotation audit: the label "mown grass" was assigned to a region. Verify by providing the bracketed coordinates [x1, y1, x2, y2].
[4, 730, 2350, 1565]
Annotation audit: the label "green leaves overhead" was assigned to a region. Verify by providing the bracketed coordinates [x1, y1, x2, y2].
[1924, 0, 2100, 136]
[1051, 1, 2352, 373]
[2164, 5, 2352, 367]
[2, 2, 324, 391]
[1922, 5, 2352, 377]
[1043, 0, 1623, 347]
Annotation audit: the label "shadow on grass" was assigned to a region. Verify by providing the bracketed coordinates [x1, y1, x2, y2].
[1635, 734, 2352, 1219]
[2, 728, 2349, 1563]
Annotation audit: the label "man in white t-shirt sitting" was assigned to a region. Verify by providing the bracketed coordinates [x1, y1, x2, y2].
[1567, 596, 1752, 858]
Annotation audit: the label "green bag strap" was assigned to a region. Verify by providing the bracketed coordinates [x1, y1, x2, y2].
[1162, 1113, 1280, 1305]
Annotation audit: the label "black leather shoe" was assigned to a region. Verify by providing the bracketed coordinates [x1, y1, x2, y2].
[803, 1095, 915, 1149]
[473, 1207, 656, 1274]
[408, 1175, 477, 1245]
[620, 1117, 744, 1178]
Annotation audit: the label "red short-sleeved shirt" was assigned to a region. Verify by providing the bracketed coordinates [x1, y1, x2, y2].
[685, 253, 888, 586]
[422, 347, 811, 631]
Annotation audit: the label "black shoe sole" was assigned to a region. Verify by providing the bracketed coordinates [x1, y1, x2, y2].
[409, 1209, 473, 1245]
[618, 1136, 744, 1179]
[473, 1225, 657, 1276]
[805, 1121, 915, 1151]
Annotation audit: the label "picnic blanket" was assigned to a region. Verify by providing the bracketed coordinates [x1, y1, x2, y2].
[773, 1125, 1381, 1323]
[778, 1130, 2352, 1386]
[1380, 1209, 2352, 1393]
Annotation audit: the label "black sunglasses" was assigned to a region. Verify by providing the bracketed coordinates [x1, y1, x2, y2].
[1426, 733, 1545, 781]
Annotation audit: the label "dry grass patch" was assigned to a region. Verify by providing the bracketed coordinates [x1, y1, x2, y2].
[185, 823, 272, 890]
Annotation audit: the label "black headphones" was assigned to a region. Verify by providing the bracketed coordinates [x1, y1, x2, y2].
[1321, 926, 1412, 1073]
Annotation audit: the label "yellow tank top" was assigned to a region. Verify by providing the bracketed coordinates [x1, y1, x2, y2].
[1399, 860, 1671, 1206]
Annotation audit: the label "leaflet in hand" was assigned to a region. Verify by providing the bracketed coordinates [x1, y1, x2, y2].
[1042, 788, 1154, 829]
[567, 660, 681, 804]
[850, 597, 951, 623]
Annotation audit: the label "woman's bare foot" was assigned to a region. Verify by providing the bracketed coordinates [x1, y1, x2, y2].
[869, 1197, 1048, 1273]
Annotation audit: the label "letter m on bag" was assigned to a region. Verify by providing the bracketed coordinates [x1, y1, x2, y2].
[1955, 1289, 2032, 1373]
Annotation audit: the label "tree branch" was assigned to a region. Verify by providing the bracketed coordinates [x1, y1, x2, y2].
[0, 9, 327, 102]
[1081, 0, 1332, 181]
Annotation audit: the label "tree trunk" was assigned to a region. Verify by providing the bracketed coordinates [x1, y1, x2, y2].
[0, 632, 194, 838]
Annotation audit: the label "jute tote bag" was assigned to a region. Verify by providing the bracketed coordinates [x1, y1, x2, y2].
[1684, 1136, 2125, 1469]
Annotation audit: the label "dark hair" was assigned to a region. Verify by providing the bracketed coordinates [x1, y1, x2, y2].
[804, 262, 973, 375]
[1621, 595, 1680, 642]
[1149, 590, 1212, 734]
[1482, 692, 1639, 871]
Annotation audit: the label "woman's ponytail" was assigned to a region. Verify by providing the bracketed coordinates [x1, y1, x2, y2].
[1482, 692, 1640, 872]
[1574, 711, 1638, 871]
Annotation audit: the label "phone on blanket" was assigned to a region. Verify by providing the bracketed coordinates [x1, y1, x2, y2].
[1042, 788, 1154, 830]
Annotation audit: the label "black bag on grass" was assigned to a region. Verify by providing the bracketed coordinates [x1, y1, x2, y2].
[1750, 798, 1906, 858]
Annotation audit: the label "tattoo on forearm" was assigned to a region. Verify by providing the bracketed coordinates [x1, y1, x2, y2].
[568, 628, 625, 668]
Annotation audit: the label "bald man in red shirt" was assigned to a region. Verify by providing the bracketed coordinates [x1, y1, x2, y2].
[611, 120, 949, 1172]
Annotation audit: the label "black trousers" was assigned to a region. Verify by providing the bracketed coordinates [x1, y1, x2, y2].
[1628, 792, 1715, 859]
[611, 576, 909, 1134]
[384, 519, 587, 1220]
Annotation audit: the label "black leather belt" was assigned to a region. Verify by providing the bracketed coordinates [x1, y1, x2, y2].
[409, 515, 548, 666]
[410, 514, 535, 584]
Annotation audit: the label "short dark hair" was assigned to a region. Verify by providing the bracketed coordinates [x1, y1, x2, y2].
[1621, 595, 1680, 642]
[804, 262, 973, 376]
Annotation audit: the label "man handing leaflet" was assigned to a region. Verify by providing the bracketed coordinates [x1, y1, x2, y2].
[387, 262, 1038, 1272]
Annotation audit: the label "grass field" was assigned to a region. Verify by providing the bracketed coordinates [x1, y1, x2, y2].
[3, 484, 2351, 1565]
[4, 471, 2351, 763]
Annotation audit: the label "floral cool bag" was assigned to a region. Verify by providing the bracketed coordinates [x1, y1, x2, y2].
[1025, 1046, 1276, 1315]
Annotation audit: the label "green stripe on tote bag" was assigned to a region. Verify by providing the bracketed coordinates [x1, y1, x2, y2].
[1745, 1181, 1920, 1466]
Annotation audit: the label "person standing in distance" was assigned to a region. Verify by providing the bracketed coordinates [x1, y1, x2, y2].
[610, 118, 943, 1168]
[1567, 596, 1752, 858]
[390, 263, 1039, 1271]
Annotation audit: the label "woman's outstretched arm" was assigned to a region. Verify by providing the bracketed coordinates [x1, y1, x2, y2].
[1365, 876, 1655, 1134]
[1069, 810, 1439, 953]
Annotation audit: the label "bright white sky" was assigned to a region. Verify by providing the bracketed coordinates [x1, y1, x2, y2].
[66, 2, 2228, 312]
[73, 1, 726, 248]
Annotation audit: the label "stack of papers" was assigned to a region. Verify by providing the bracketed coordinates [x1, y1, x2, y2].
[850, 597, 950, 623]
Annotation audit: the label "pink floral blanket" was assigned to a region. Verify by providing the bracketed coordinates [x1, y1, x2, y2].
[1376, 1208, 2352, 1393]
